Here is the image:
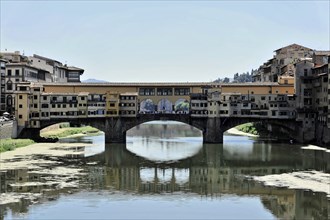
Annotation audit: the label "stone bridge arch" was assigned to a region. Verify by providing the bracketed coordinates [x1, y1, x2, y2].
[18, 118, 106, 140]
[18, 115, 306, 144]
[220, 117, 303, 142]
[19, 116, 209, 143]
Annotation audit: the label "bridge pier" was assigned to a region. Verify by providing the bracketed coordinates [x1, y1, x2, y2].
[203, 117, 223, 143]
[18, 128, 43, 141]
[104, 118, 126, 143]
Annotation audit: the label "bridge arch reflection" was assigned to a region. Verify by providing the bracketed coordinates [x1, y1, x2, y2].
[126, 121, 203, 162]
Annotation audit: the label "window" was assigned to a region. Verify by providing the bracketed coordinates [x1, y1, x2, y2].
[304, 69, 308, 76]
[15, 69, 19, 76]
[19, 95, 23, 99]
[7, 81, 12, 90]
[7, 70, 12, 76]
[6, 95, 12, 106]
[19, 104, 23, 108]
[157, 88, 173, 96]
[19, 115, 22, 119]
[174, 88, 190, 96]
[139, 88, 155, 96]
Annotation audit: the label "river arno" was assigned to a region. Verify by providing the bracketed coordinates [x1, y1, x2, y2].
[1, 122, 329, 220]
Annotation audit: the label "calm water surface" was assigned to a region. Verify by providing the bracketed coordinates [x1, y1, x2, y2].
[1, 122, 329, 220]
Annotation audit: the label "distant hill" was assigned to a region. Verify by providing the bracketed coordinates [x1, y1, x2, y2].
[82, 78, 108, 83]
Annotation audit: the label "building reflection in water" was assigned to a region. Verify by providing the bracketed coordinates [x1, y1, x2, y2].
[1, 125, 329, 220]
[83, 134, 329, 220]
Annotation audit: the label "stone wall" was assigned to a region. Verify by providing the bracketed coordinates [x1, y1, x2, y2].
[315, 122, 330, 148]
[0, 122, 13, 139]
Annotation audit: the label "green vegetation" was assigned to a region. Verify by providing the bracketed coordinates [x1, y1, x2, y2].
[236, 123, 259, 135]
[59, 122, 70, 128]
[41, 125, 101, 139]
[0, 139, 35, 153]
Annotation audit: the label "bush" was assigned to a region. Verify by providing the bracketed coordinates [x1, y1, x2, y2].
[237, 123, 259, 135]
[0, 139, 35, 153]
[59, 123, 70, 128]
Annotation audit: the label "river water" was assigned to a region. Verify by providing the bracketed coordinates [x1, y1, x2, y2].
[1, 122, 329, 219]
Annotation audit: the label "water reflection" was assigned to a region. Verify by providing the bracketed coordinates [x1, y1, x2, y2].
[59, 135, 105, 157]
[1, 122, 330, 220]
[126, 122, 203, 162]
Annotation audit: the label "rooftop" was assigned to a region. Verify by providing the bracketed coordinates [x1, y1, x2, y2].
[33, 54, 62, 64]
[313, 51, 330, 56]
[6, 63, 50, 73]
[33, 82, 218, 87]
[274, 43, 313, 52]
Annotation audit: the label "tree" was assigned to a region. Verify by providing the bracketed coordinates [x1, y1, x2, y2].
[223, 77, 230, 83]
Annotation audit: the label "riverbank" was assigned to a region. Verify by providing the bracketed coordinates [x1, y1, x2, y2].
[0, 142, 93, 170]
[0, 125, 102, 153]
[253, 170, 330, 197]
[0, 141, 95, 205]
[226, 127, 259, 137]
[40, 125, 101, 139]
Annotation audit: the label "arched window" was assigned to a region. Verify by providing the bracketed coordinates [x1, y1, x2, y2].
[7, 95, 12, 106]
[7, 80, 12, 90]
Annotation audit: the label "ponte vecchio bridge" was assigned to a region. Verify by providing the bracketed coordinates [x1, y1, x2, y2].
[14, 81, 312, 143]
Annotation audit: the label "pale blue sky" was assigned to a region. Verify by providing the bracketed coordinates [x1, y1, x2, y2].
[1, 1, 329, 82]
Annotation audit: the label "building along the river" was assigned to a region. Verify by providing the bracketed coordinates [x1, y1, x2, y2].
[2, 44, 330, 145]
[252, 44, 330, 145]
[0, 51, 84, 115]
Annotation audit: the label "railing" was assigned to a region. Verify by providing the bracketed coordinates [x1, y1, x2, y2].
[50, 100, 78, 104]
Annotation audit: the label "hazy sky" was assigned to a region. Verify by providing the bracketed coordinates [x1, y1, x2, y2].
[1, 1, 329, 82]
